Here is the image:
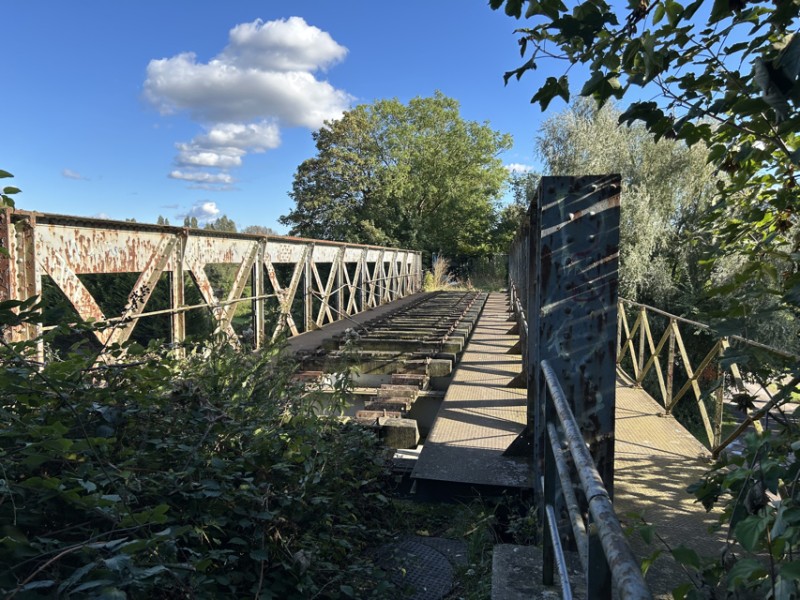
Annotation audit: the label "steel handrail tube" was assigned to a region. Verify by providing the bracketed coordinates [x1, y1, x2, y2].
[545, 503, 574, 600]
[541, 359, 652, 600]
[546, 422, 589, 570]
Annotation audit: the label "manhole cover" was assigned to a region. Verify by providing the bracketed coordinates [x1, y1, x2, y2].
[376, 539, 454, 600]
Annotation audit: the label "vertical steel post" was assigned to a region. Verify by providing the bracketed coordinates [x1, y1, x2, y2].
[335, 249, 344, 323]
[252, 238, 265, 349]
[534, 175, 621, 499]
[171, 232, 186, 356]
[616, 302, 623, 365]
[666, 319, 676, 413]
[637, 307, 647, 382]
[303, 245, 314, 332]
[359, 249, 368, 312]
[527, 196, 543, 486]
[714, 339, 726, 447]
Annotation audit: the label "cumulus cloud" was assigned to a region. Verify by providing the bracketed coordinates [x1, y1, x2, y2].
[62, 168, 88, 180]
[221, 17, 347, 72]
[145, 17, 350, 188]
[174, 121, 281, 168]
[177, 201, 220, 223]
[505, 163, 534, 174]
[168, 170, 234, 184]
[144, 18, 351, 127]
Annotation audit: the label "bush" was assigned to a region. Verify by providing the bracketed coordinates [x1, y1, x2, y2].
[0, 303, 394, 598]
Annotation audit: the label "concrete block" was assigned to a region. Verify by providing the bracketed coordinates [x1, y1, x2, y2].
[379, 417, 420, 449]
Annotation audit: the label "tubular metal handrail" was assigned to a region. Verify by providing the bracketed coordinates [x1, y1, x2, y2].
[541, 359, 652, 600]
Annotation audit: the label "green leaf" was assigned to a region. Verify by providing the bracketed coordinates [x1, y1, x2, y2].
[780, 560, 800, 581]
[531, 76, 570, 110]
[641, 549, 662, 576]
[0, 170, 12, 178]
[671, 582, 693, 600]
[709, 0, 732, 23]
[504, 0, 524, 17]
[20, 580, 57, 591]
[665, 0, 683, 26]
[727, 557, 767, 589]
[734, 514, 769, 552]
[671, 545, 700, 569]
[638, 524, 654, 544]
[2, 186, 21, 195]
[652, 3, 666, 24]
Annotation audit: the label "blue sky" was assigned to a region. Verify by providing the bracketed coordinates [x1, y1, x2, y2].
[5, 1, 553, 233]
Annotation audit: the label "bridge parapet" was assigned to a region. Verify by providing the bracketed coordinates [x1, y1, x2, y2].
[0, 209, 422, 358]
[617, 297, 800, 457]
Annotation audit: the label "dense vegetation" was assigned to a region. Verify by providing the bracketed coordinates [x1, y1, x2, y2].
[0, 294, 398, 598]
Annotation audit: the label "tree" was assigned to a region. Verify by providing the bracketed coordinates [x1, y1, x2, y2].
[490, 0, 799, 328]
[156, 215, 170, 226]
[241, 224, 277, 236]
[183, 216, 199, 228]
[493, 171, 540, 251]
[204, 215, 237, 233]
[536, 99, 719, 306]
[280, 92, 513, 257]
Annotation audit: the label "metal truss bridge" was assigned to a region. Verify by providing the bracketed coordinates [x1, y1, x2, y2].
[2, 178, 796, 600]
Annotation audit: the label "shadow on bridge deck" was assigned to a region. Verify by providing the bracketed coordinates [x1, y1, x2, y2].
[614, 376, 724, 597]
[411, 293, 532, 497]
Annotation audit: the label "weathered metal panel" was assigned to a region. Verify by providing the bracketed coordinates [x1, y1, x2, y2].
[3, 209, 421, 352]
[535, 175, 621, 496]
[0, 208, 15, 304]
[35, 225, 172, 274]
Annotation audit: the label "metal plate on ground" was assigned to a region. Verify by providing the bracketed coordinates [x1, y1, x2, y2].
[375, 537, 463, 600]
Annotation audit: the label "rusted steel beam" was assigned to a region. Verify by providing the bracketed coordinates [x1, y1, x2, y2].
[1, 209, 421, 354]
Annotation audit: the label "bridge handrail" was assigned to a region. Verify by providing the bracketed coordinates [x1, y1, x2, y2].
[540, 359, 652, 600]
[0, 208, 423, 359]
[616, 298, 799, 457]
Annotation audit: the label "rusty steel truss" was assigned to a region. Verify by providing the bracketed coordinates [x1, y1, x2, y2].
[0, 210, 422, 356]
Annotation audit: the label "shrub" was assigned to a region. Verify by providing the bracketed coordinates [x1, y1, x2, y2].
[0, 302, 394, 598]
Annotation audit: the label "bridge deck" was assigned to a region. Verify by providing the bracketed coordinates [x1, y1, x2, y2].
[408, 292, 723, 595]
[411, 293, 531, 490]
[614, 377, 724, 597]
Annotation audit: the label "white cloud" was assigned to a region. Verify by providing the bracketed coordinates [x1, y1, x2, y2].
[143, 18, 351, 128]
[174, 121, 281, 168]
[177, 201, 220, 223]
[505, 163, 534, 174]
[221, 17, 347, 72]
[195, 121, 281, 152]
[168, 170, 234, 184]
[62, 168, 88, 180]
[176, 144, 246, 168]
[145, 17, 349, 187]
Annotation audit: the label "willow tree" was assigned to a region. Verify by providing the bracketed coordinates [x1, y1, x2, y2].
[280, 92, 512, 257]
[536, 99, 719, 306]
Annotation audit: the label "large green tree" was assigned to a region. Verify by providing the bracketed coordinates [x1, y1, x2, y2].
[280, 92, 513, 257]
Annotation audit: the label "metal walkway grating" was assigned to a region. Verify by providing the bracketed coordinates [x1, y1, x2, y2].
[411, 293, 531, 489]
